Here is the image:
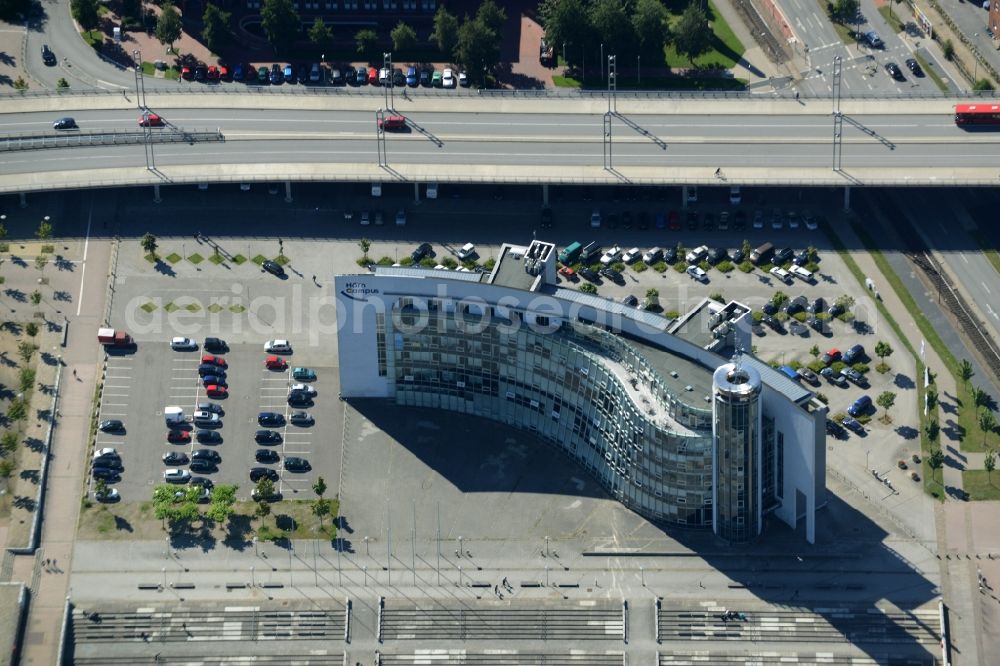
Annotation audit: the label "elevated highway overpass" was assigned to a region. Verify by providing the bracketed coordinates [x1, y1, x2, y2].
[0, 92, 996, 200]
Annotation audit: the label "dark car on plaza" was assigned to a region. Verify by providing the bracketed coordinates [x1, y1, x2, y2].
[250, 467, 280, 482]
[255, 429, 283, 444]
[258, 412, 284, 427]
[255, 449, 280, 464]
[262, 260, 285, 277]
[284, 457, 311, 472]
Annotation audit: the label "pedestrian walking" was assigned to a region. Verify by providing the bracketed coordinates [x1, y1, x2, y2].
[714, 167, 722, 177]
[72, 369, 76, 378]
[494, 585, 499, 596]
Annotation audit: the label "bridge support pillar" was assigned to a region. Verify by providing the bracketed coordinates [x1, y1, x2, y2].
[153, 184, 161, 204]
[19, 193, 27, 208]
[842, 186, 851, 211]
[542, 184, 549, 206]
[681, 186, 689, 209]
[284, 181, 293, 203]
[414, 182, 420, 203]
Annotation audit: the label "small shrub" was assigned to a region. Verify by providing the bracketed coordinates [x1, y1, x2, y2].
[653, 261, 667, 273]
[815, 392, 829, 404]
[673, 262, 687, 273]
[57, 78, 69, 89]
[793, 311, 807, 322]
[399, 257, 415, 266]
[611, 261, 626, 273]
[0, 460, 14, 478]
[483, 258, 496, 270]
[698, 260, 711, 272]
[419, 257, 436, 268]
[737, 261, 754, 273]
[852, 363, 869, 373]
[631, 262, 647, 273]
[788, 359, 802, 370]
[716, 260, 734, 273]
[579, 283, 598, 294]
[774, 311, 789, 322]
[805, 262, 820, 273]
[355, 257, 369, 267]
[876, 362, 891, 374]
[441, 257, 458, 269]
[830, 361, 846, 375]
[942, 39, 954, 61]
[376, 256, 394, 266]
[664, 310, 680, 319]
[808, 360, 826, 373]
[708, 292, 725, 303]
[751, 311, 763, 322]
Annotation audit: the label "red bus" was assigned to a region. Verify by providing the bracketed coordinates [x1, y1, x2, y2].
[954, 103, 1000, 126]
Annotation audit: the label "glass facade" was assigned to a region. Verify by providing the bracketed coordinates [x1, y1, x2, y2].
[712, 364, 762, 543]
[387, 298, 715, 527]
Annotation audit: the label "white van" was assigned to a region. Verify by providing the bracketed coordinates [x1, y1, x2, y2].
[165, 406, 184, 426]
[769, 266, 792, 284]
[686, 265, 708, 282]
[643, 247, 663, 264]
[426, 183, 438, 199]
[456, 243, 476, 261]
[685, 245, 708, 264]
[789, 264, 815, 283]
[371, 182, 382, 197]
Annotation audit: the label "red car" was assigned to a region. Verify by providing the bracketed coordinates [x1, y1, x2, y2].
[207, 65, 219, 81]
[378, 115, 406, 131]
[668, 211, 681, 231]
[201, 354, 226, 367]
[205, 384, 227, 398]
[367, 67, 378, 85]
[218, 65, 230, 80]
[138, 114, 163, 127]
[181, 66, 192, 80]
[265, 355, 287, 370]
[167, 430, 190, 443]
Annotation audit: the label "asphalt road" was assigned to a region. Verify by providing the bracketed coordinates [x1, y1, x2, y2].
[1, 108, 998, 181]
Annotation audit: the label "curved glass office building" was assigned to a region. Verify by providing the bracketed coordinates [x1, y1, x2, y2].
[336, 240, 827, 542]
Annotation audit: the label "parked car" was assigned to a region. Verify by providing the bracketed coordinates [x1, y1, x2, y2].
[848, 395, 872, 417]
[201, 354, 226, 367]
[773, 247, 794, 265]
[167, 430, 191, 444]
[262, 260, 285, 277]
[290, 411, 315, 426]
[99, 419, 124, 433]
[191, 449, 221, 463]
[820, 366, 847, 386]
[170, 337, 197, 350]
[807, 297, 826, 314]
[762, 315, 785, 333]
[284, 457, 312, 472]
[797, 367, 819, 385]
[95, 487, 120, 503]
[621, 247, 641, 264]
[258, 412, 285, 427]
[193, 411, 220, 426]
[905, 58, 923, 76]
[820, 348, 842, 365]
[785, 295, 808, 315]
[164, 469, 191, 484]
[196, 430, 222, 444]
[292, 367, 317, 381]
[842, 344, 865, 364]
[265, 355, 287, 370]
[162, 452, 189, 466]
[600, 246, 622, 266]
[264, 339, 292, 353]
[842, 417, 864, 434]
[622, 295, 639, 308]
[255, 449, 280, 464]
[841, 367, 868, 386]
[255, 429, 283, 444]
[41, 44, 56, 65]
[686, 265, 708, 282]
[250, 467, 279, 482]
[411, 242, 433, 262]
[205, 384, 227, 398]
[189, 459, 216, 474]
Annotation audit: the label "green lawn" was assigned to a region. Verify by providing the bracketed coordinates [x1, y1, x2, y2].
[82, 30, 103, 51]
[664, 1, 744, 70]
[962, 470, 1000, 500]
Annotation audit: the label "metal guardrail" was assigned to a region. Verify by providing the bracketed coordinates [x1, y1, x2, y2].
[1, 85, 998, 101]
[0, 128, 224, 152]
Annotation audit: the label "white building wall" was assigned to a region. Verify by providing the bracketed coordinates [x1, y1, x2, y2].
[335, 277, 393, 398]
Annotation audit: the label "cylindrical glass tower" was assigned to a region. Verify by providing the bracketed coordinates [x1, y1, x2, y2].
[712, 361, 762, 543]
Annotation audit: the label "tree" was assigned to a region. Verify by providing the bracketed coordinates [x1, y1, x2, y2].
[71, 0, 100, 31]
[986, 449, 996, 484]
[35, 255, 47, 271]
[355, 28, 377, 58]
[926, 386, 938, 410]
[255, 500, 271, 519]
[959, 359, 974, 388]
[809, 344, 820, 358]
[29, 291, 41, 306]
[313, 476, 327, 498]
[1, 431, 17, 454]
[204, 484, 238, 523]
[973, 78, 995, 92]
[36, 221, 52, 241]
[359, 239, 371, 262]
[261, 0, 300, 53]
[202, 4, 232, 53]
[874, 340, 893, 371]
[431, 5, 460, 55]
[632, 0, 669, 52]
[588, 0, 635, 57]
[0, 0, 33, 22]
[979, 410, 996, 446]
[24, 322, 38, 338]
[155, 1, 183, 51]
[391, 21, 417, 52]
[17, 341, 36, 365]
[13, 76, 28, 91]
[57, 78, 69, 89]
[309, 17, 333, 48]
[476, 0, 507, 36]
[928, 448, 944, 482]
[455, 15, 500, 86]
[926, 419, 939, 442]
[255, 477, 276, 501]
[312, 497, 332, 527]
[876, 391, 896, 423]
[972, 386, 989, 412]
[0, 223, 6, 240]
[121, 0, 141, 21]
[831, 0, 859, 22]
[94, 478, 109, 500]
[673, 3, 712, 66]
[141, 232, 158, 257]
[644, 287, 659, 310]
[6, 397, 26, 422]
[539, 0, 590, 64]
[742, 239, 751, 261]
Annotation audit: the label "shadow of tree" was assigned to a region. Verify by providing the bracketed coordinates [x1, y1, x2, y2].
[3, 289, 26, 302]
[39, 352, 60, 366]
[223, 514, 254, 551]
[19, 469, 39, 484]
[154, 259, 176, 277]
[895, 425, 918, 440]
[114, 515, 134, 532]
[24, 437, 43, 453]
[893, 374, 915, 390]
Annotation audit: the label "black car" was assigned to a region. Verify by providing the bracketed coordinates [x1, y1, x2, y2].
[827, 303, 845, 318]
[255, 429, 283, 444]
[788, 320, 808, 336]
[686, 211, 699, 230]
[194, 64, 207, 82]
[785, 295, 808, 315]
[191, 449, 221, 463]
[807, 316, 826, 332]
[807, 297, 826, 314]
[262, 260, 285, 277]
[420, 68, 433, 86]
[284, 457, 311, 472]
[250, 467, 280, 482]
[599, 267, 622, 283]
[579, 267, 600, 282]
[622, 294, 639, 307]
[42, 44, 56, 66]
[53, 117, 77, 130]
[93, 457, 123, 470]
[606, 213, 618, 229]
[92, 467, 119, 480]
[392, 68, 406, 87]
[793, 250, 811, 266]
[190, 476, 214, 489]
[255, 449, 280, 464]
[287, 392, 313, 407]
[198, 363, 221, 376]
[638, 211, 650, 230]
[731, 247, 745, 264]
[826, 419, 847, 439]
[290, 411, 314, 426]
[762, 315, 785, 333]
[707, 247, 727, 264]
[762, 302, 778, 315]
[270, 64, 283, 84]
[663, 246, 678, 263]
[540, 207, 553, 228]
[297, 63, 309, 84]
[774, 247, 794, 265]
[99, 419, 124, 433]
[162, 452, 189, 466]
[258, 412, 284, 427]
[733, 210, 747, 231]
[189, 459, 217, 473]
[702, 212, 715, 231]
[905, 58, 923, 76]
[885, 62, 904, 81]
[204, 337, 227, 352]
[196, 430, 222, 444]
[330, 68, 345, 85]
[411, 242, 433, 262]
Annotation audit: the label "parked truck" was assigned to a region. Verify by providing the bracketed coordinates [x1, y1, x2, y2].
[165, 406, 184, 427]
[98, 327, 133, 347]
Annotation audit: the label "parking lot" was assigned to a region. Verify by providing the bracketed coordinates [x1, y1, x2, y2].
[92, 340, 338, 503]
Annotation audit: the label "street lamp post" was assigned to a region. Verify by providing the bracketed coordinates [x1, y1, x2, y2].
[600, 43, 604, 81]
[383, 52, 393, 109]
[973, 35, 980, 85]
